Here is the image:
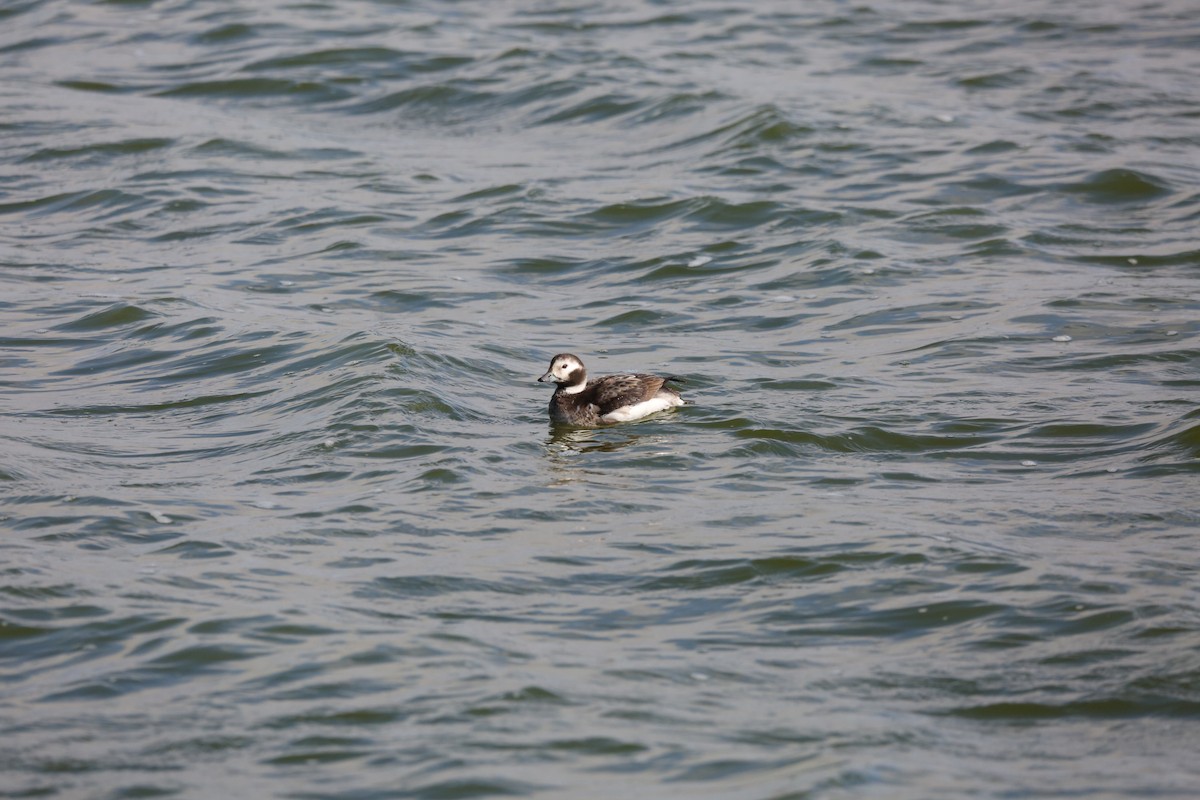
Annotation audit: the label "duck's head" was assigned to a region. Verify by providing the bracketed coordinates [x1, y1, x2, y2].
[538, 353, 587, 392]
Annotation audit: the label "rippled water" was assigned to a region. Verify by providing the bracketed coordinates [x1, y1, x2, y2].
[2, 0, 1199, 797]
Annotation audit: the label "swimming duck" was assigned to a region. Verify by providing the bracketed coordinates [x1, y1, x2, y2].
[537, 353, 686, 426]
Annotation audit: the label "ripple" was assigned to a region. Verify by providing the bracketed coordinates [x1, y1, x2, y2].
[52, 302, 159, 332]
[19, 137, 174, 164]
[1059, 168, 1175, 204]
[0, 188, 152, 219]
[660, 103, 813, 157]
[637, 555, 849, 591]
[155, 78, 353, 104]
[534, 91, 645, 125]
[348, 83, 496, 117]
[949, 694, 1200, 721]
[246, 47, 469, 74]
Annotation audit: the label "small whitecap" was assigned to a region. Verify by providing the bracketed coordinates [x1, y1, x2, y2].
[688, 255, 713, 267]
[934, 114, 955, 123]
[950, 313, 964, 320]
[1166, 330, 1178, 337]
[281, 280, 294, 286]
[108, 276, 122, 282]
[1106, 467, 1118, 473]
[148, 509, 172, 524]
[322, 438, 337, 448]
[862, 267, 876, 275]
[1052, 335, 1072, 342]
[772, 294, 797, 302]
[35, 328, 49, 334]
[1127, 258, 1138, 265]
[1021, 460, 1037, 467]
[251, 500, 279, 509]
[65, 495, 77, 502]
[691, 672, 708, 681]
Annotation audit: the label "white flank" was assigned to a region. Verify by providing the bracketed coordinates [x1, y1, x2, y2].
[600, 395, 682, 424]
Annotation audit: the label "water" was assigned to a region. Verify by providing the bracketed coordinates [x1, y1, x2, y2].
[2, 0, 1199, 797]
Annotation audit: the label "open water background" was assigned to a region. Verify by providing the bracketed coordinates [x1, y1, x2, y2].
[2, 1, 1199, 797]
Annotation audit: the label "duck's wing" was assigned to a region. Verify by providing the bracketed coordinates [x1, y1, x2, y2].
[588, 373, 672, 414]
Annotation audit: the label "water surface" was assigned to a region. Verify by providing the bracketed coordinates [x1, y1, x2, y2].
[2, 1, 1199, 798]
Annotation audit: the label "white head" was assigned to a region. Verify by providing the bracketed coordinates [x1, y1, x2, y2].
[537, 353, 587, 393]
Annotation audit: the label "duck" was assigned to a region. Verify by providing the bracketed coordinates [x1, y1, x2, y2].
[537, 353, 686, 426]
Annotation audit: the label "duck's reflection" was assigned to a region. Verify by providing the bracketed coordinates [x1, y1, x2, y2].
[540, 425, 679, 488]
[544, 425, 649, 454]
[539, 413, 693, 489]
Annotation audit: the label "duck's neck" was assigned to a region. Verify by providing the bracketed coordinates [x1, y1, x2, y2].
[560, 374, 588, 394]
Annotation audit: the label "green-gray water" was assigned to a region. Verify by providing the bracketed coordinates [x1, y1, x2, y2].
[2, 1, 1198, 797]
